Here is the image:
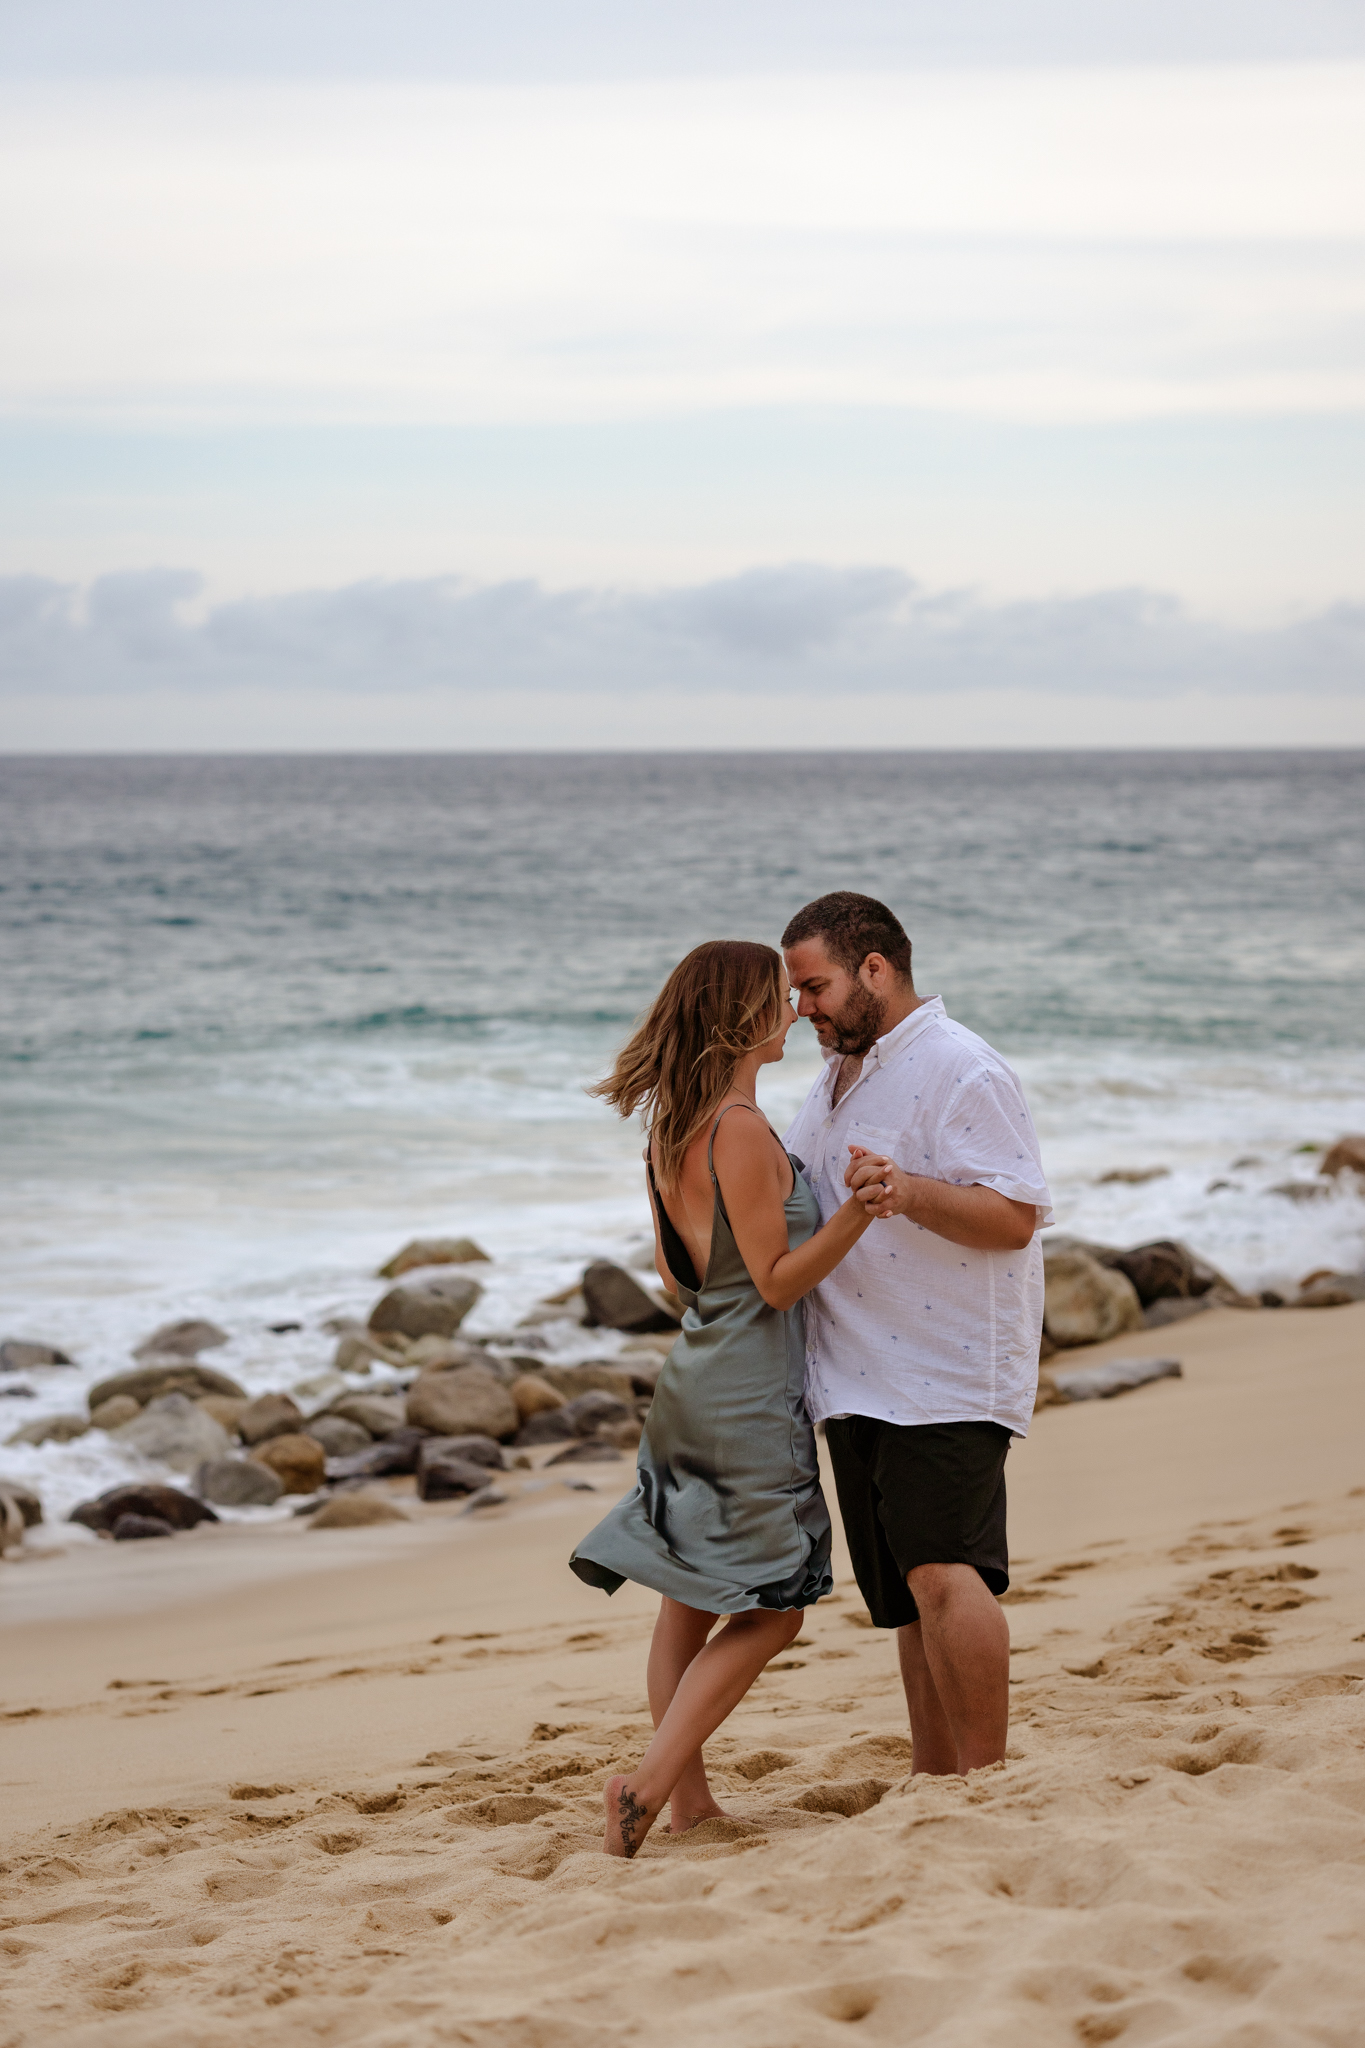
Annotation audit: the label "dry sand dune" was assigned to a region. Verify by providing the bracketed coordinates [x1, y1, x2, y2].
[3, 1305, 1365, 2046]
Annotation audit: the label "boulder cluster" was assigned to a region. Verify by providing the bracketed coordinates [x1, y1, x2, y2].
[1, 1238, 681, 1556]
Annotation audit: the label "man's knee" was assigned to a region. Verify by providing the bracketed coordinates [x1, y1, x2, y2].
[905, 1561, 980, 1616]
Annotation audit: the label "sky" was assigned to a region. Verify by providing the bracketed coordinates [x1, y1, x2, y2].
[2, 1, 1363, 749]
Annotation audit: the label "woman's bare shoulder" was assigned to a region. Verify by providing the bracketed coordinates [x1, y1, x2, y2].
[709, 1104, 783, 1171]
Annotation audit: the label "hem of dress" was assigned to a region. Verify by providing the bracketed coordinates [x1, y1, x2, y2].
[568, 1545, 831, 1614]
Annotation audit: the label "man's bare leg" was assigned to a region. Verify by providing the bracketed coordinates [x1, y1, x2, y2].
[901, 1562, 1009, 1773]
[604, 1607, 803, 1856]
[646, 1597, 730, 1834]
[897, 1620, 959, 1775]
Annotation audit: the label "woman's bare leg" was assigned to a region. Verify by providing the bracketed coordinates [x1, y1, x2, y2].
[646, 1598, 729, 1833]
[604, 1606, 804, 1856]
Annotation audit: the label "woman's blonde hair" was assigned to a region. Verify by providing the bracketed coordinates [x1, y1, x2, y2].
[591, 940, 787, 1191]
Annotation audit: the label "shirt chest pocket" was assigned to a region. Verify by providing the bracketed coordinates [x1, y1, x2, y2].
[846, 1120, 904, 1165]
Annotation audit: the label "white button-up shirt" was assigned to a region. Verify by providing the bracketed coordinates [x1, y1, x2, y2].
[783, 997, 1053, 1438]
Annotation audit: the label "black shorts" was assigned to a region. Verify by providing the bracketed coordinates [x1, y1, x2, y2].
[824, 1415, 1012, 1628]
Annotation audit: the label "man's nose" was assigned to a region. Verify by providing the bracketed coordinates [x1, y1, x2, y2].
[795, 989, 816, 1016]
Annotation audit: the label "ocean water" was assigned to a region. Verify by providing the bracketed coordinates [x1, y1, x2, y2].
[3, 751, 1364, 1520]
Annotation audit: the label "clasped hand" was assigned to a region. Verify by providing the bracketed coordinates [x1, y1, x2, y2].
[845, 1144, 904, 1220]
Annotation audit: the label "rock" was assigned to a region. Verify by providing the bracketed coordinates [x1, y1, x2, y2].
[307, 1494, 409, 1530]
[1143, 1296, 1213, 1329]
[511, 1373, 565, 1421]
[1049, 1355, 1183, 1402]
[198, 1395, 248, 1434]
[69, 1483, 219, 1534]
[463, 1486, 508, 1510]
[378, 1237, 491, 1278]
[1295, 1272, 1365, 1308]
[418, 1454, 500, 1500]
[1109, 1240, 1200, 1306]
[1042, 1250, 1145, 1348]
[304, 1415, 371, 1459]
[0, 1481, 42, 1526]
[1, 1338, 74, 1371]
[1039, 1329, 1058, 1363]
[236, 1391, 305, 1445]
[1270, 1181, 1332, 1204]
[88, 1394, 140, 1431]
[0, 1489, 26, 1554]
[601, 1417, 644, 1449]
[581, 1261, 681, 1334]
[514, 1410, 577, 1447]
[621, 1358, 668, 1396]
[416, 1433, 505, 1473]
[546, 1439, 626, 1465]
[327, 1392, 408, 1438]
[516, 1293, 587, 1328]
[1260, 1289, 1285, 1308]
[114, 1392, 231, 1471]
[111, 1513, 176, 1540]
[1320, 1134, 1365, 1179]
[537, 1362, 639, 1403]
[331, 1331, 403, 1375]
[560, 1389, 633, 1437]
[405, 1334, 485, 1370]
[405, 1364, 518, 1441]
[1095, 1166, 1169, 1184]
[88, 1361, 246, 1410]
[194, 1457, 285, 1507]
[133, 1318, 229, 1360]
[6, 1411, 91, 1447]
[368, 1273, 483, 1341]
[325, 1428, 430, 1480]
[249, 1433, 326, 1495]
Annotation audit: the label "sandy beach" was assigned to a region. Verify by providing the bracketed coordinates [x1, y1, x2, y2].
[3, 1299, 1363, 2045]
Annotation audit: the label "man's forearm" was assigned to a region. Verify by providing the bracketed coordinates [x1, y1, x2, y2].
[899, 1176, 1034, 1250]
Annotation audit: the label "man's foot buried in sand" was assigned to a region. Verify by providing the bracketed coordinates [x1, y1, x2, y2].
[603, 1773, 659, 1858]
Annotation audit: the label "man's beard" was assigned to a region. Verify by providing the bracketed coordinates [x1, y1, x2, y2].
[818, 981, 887, 1057]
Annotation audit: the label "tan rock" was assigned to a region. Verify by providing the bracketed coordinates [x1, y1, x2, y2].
[6, 1412, 90, 1447]
[537, 1362, 638, 1404]
[405, 1365, 519, 1442]
[198, 1395, 248, 1434]
[368, 1273, 483, 1341]
[250, 1433, 326, 1495]
[378, 1237, 491, 1279]
[89, 1395, 142, 1431]
[328, 1393, 406, 1438]
[511, 1374, 566, 1421]
[87, 1361, 246, 1410]
[1320, 1134, 1365, 1178]
[237, 1392, 305, 1445]
[132, 1317, 229, 1360]
[307, 1494, 409, 1530]
[1043, 1251, 1144, 1348]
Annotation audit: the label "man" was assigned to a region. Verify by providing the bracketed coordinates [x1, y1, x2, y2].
[782, 892, 1051, 1775]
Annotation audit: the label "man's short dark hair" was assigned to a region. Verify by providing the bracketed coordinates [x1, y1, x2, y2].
[781, 892, 913, 983]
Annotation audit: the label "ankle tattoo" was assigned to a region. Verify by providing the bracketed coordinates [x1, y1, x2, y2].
[615, 1784, 648, 1859]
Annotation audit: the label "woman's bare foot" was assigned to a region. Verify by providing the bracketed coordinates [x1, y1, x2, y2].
[603, 1774, 658, 1859]
[667, 1799, 733, 1837]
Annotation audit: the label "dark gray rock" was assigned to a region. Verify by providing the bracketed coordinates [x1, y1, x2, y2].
[415, 1433, 505, 1473]
[1109, 1240, 1200, 1306]
[133, 1318, 230, 1360]
[418, 1454, 500, 1500]
[1050, 1355, 1182, 1402]
[112, 1513, 176, 1540]
[581, 1261, 681, 1334]
[1, 1338, 74, 1371]
[325, 1427, 430, 1481]
[514, 1410, 577, 1447]
[0, 1481, 42, 1526]
[368, 1272, 483, 1341]
[88, 1361, 246, 1410]
[560, 1390, 633, 1436]
[1143, 1296, 1214, 1329]
[546, 1439, 626, 1464]
[70, 1483, 219, 1534]
[194, 1458, 285, 1507]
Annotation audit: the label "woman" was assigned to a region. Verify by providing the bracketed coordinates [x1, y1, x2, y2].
[570, 940, 888, 1858]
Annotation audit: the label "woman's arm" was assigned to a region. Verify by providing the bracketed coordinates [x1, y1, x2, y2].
[713, 1111, 876, 1313]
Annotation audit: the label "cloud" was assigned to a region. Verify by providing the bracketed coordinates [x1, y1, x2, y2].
[4, 565, 1361, 699]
